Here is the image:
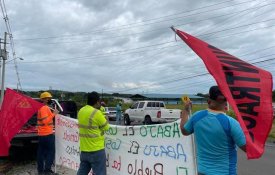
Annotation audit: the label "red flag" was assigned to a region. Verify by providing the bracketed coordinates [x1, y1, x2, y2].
[173, 28, 273, 159]
[0, 88, 43, 156]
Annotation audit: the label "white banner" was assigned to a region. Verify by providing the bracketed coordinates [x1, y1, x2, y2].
[55, 115, 196, 175]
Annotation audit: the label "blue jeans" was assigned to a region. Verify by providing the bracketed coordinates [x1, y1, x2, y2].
[77, 149, 107, 175]
[37, 134, 55, 173]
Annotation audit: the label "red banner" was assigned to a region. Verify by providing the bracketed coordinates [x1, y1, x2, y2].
[0, 88, 43, 156]
[173, 28, 273, 159]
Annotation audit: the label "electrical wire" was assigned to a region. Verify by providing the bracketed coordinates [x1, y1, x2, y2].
[14, 0, 262, 41]
[112, 57, 275, 94]
[17, 21, 275, 64]
[4, 0, 274, 93]
[0, 0, 22, 90]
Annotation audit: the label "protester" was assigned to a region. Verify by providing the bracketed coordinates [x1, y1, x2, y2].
[37, 92, 59, 175]
[115, 102, 122, 125]
[180, 86, 247, 175]
[77, 92, 110, 175]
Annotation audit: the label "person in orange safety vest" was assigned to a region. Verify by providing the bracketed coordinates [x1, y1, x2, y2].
[37, 91, 59, 175]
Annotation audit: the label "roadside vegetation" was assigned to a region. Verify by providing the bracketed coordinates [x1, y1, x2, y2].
[20, 90, 275, 141]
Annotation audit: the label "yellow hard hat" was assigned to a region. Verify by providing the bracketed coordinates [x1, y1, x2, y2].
[40, 92, 52, 99]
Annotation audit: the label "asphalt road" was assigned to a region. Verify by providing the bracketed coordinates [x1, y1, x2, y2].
[238, 144, 275, 175]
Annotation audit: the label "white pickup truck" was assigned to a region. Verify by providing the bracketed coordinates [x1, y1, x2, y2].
[123, 101, 181, 125]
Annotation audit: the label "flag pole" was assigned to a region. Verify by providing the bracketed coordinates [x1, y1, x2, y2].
[170, 26, 176, 32]
[170, 26, 198, 174]
[170, 26, 178, 41]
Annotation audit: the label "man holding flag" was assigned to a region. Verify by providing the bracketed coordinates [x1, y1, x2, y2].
[171, 27, 273, 160]
[180, 85, 246, 175]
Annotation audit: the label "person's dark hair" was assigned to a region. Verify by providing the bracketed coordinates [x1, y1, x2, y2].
[87, 92, 100, 106]
[209, 86, 226, 101]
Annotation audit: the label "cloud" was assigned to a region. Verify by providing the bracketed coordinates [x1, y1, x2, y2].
[1, 0, 274, 94]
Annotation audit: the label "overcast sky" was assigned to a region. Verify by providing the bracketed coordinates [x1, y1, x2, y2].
[1, 0, 274, 95]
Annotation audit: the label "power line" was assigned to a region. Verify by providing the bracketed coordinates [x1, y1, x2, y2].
[17, 21, 275, 64]
[0, 0, 22, 90]
[156, 61, 275, 93]
[239, 45, 275, 57]
[16, 13, 275, 45]
[108, 54, 275, 93]
[10, 46, 274, 93]
[198, 18, 275, 38]
[194, 0, 270, 36]
[111, 0, 238, 27]
[14, 0, 261, 41]
[19, 42, 179, 63]
[3, 0, 274, 93]
[204, 24, 275, 40]
[11, 53, 274, 94]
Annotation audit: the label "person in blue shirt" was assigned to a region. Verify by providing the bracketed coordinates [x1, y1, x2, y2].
[180, 86, 246, 175]
[116, 102, 122, 125]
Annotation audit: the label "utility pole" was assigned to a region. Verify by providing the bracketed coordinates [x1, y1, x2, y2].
[0, 32, 8, 108]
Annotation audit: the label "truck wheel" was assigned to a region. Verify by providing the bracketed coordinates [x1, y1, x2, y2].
[144, 116, 152, 125]
[124, 115, 131, 126]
